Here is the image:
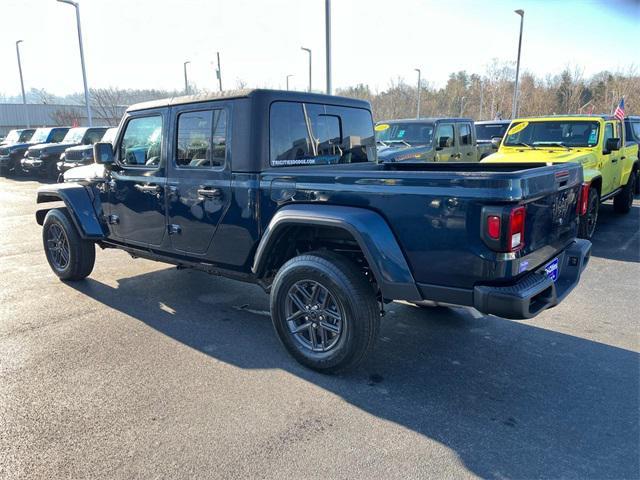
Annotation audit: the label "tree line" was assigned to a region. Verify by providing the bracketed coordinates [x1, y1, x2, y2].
[1, 60, 637, 124]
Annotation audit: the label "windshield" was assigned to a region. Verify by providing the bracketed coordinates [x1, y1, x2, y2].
[62, 128, 88, 144]
[504, 121, 600, 148]
[476, 123, 509, 141]
[29, 128, 52, 144]
[375, 122, 434, 146]
[101, 127, 118, 144]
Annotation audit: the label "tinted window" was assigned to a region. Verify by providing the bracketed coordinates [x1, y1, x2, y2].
[375, 122, 434, 146]
[270, 101, 375, 166]
[475, 123, 509, 141]
[176, 109, 227, 168]
[120, 115, 163, 166]
[504, 121, 600, 147]
[19, 130, 34, 142]
[85, 128, 106, 144]
[459, 123, 472, 145]
[51, 129, 69, 143]
[633, 122, 640, 140]
[435, 124, 455, 147]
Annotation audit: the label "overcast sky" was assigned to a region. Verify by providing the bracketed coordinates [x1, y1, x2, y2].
[1, 0, 638, 97]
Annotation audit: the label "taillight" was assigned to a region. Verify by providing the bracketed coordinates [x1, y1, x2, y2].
[481, 205, 526, 253]
[487, 216, 501, 239]
[577, 183, 590, 216]
[508, 206, 525, 252]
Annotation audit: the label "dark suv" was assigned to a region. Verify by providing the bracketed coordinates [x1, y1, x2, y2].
[624, 116, 640, 194]
[0, 127, 62, 175]
[22, 127, 107, 179]
[57, 127, 117, 181]
[36, 90, 591, 372]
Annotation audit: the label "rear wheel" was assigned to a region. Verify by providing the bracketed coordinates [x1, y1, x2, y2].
[270, 251, 379, 373]
[42, 208, 95, 281]
[613, 171, 636, 214]
[578, 188, 599, 240]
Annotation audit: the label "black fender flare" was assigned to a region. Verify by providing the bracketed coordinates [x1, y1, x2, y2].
[252, 204, 421, 301]
[36, 183, 106, 240]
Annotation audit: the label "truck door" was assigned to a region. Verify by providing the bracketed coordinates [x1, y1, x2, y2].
[434, 123, 457, 161]
[601, 121, 622, 195]
[166, 105, 231, 256]
[107, 112, 167, 247]
[457, 122, 475, 161]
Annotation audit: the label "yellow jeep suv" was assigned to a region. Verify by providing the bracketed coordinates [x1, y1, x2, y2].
[483, 115, 638, 239]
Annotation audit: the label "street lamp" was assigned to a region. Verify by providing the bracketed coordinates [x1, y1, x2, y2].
[415, 68, 421, 118]
[301, 47, 312, 92]
[325, 0, 332, 95]
[57, 0, 92, 126]
[215, 52, 222, 92]
[479, 79, 484, 120]
[15, 40, 29, 128]
[460, 96, 466, 116]
[512, 9, 525, 119]
[184, 61, 191, 95]
[286, 74, 294, 91]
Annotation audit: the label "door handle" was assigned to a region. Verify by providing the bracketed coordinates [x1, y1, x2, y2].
[197, 187, 222, 199]
[135, 183, 161, 194]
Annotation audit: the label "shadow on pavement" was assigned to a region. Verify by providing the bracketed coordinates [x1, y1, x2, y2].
[70, 268, 640, 479]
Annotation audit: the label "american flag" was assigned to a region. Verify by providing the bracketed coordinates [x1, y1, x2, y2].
[613, 98, 625, 121]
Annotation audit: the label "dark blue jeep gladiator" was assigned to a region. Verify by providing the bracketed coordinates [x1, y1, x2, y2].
[35, 89, 591, 372]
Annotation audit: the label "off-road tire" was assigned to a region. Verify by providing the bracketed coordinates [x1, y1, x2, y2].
[578, 188, 599, 240]
[42, 208, 95, 281]
[270, 251, 380, 373]
[613, 170, 636, 214]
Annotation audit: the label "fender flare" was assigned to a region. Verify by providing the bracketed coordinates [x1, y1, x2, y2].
[36, 183, 106, 240]
[252, 204, 421, 301]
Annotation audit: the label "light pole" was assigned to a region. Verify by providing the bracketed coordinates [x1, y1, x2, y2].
[15, 40, 29, 128]
[479, 79, 484, 120]
[57, 0, 92, 126]
[216, 52, 222, 92]
[184, 61, 191, 95]
[286, 74, 294, 91]
[512, 9, 524, 119]
[325, 0, 332, 95]
[415, 68, 421, 118]
[459, 96, 466, 116]
[301, 47, 312, 92]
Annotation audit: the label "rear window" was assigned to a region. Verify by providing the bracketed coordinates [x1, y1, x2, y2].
[270, 101, 376, 166]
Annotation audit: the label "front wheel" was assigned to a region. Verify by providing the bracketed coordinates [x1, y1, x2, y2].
[578, 188, 599, 240]
[270, 251, 380, 373]
[42, 208, 95, 281]
[613, 171, 636, 214]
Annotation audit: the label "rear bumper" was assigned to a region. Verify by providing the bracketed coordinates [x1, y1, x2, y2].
[473, 239, 591, 319]
[416, 239, 591, 320]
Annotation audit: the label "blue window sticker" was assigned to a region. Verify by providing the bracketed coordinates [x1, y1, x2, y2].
[398, 130, 406, 138]
[588, 130, 597, 144]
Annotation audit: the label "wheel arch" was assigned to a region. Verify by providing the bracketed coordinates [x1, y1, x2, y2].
[252, 204, 421, 301]
[36, 184, 106, 240]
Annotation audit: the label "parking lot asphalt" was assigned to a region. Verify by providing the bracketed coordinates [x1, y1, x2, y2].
[0, 175, 638, 480]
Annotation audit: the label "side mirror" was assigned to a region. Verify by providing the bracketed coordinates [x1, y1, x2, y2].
[437, 136, 452, 149]
[94, 141, 114, 165]
[604, 137, 621, 153]
[491, 137, 502, 149]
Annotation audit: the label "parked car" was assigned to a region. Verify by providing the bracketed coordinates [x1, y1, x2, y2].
[36, 90, 591, 372]
[1, 128, 35, 146]
[22, 126, 107, 179]
[483, 115, 639, 239]
[375, 118, 493, 163]
[624, 116, 640, 194]
[57, 127, 117, 181]
[0, 127, 69, 176]
[475, 120, 511, 152]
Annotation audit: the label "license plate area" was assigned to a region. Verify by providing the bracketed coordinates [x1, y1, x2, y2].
[543, 257, 559, 282]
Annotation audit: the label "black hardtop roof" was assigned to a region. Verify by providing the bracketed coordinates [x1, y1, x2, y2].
[516, 114, 620, 121]
[475, 120, 511, 125]
[376, 117, 474, 124]
[127, 89, 371, 112]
